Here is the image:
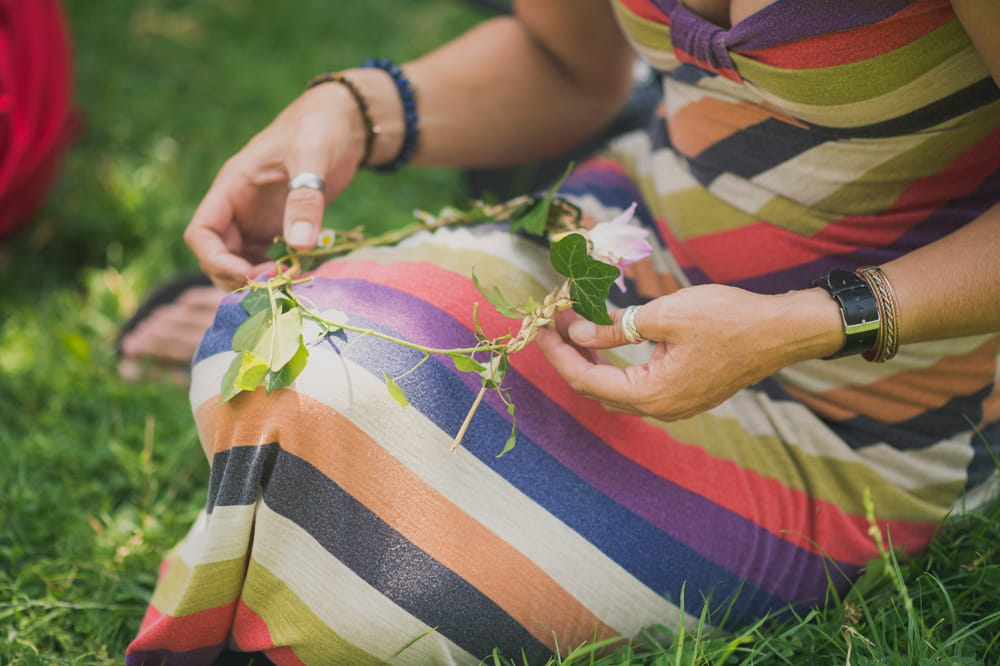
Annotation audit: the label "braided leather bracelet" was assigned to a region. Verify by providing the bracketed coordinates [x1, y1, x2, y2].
[857, 266, 900, 362]
[307, 72, 379, 167]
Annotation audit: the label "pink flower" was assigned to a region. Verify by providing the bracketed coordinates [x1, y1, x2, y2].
[588, 203, 652, 291]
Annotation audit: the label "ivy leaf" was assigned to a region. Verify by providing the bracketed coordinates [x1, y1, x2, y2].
[450, 353, 486, 373]
[509, 162, 574, 237]
[383, 372, 409, 408]
[549, 233, 619, 325]
[241, 288, 272, 316]
[267, 239, 290, 261]
[264, 340, 309, 395]
[234, 350, 270, 391]
[471, 269, 518, 319]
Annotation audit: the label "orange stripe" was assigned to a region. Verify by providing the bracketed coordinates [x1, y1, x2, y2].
[293, 259, 942, 563]
[800, 337, 1000, 424]
[196, 390, 618, 653]
[669, 97, 782, 157]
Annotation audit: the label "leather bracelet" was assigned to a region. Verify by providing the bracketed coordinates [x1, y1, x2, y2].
[857, 266, 900, 362]
[810, 269, 880, 359]
[306, 73, 379, 167]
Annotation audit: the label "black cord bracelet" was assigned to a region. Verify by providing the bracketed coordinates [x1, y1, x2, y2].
[361, 57, 419, 174]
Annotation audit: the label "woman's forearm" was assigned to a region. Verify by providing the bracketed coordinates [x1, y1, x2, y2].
[884, 202, 1000, 345]
[339, 2, 636, 170]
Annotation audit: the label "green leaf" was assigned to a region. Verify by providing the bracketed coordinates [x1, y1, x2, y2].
[264, 340, 309, 394]
[509, 162, 574, 237]
[549, 233, 619, 325]
[219, 354, 245, 404]
[267, 239, 290, 260]
[241, 288, 272, 316]
[496, 430, 517, 458]
[234, 350, 269, 391]
[479, 354, 509, 390]
[252, 307, 302, 370]
[232, 307, 271, 352]
[383, 372, 409, 408]
[496, 402, 517, 458]
[471, 269, 518, 319]
[450, 353, 486, 373]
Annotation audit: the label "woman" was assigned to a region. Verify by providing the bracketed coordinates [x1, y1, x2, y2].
[127, 0, 1000, 664]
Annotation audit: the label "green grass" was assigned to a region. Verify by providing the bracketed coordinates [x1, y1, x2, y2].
[1, 1, 998, 664]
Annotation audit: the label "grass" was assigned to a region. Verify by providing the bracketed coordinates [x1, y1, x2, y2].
[1, 1, 998, 664]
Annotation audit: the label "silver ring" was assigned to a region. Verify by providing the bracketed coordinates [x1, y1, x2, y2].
[620, 305, 645, 344]
[287, 172, 326, 194]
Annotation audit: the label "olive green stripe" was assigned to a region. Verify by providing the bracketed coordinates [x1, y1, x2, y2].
[242, 560, 387, 666]
[652, 409, 960, 523]
[149, 553, 247, 617]
[732, 21, 971, 108]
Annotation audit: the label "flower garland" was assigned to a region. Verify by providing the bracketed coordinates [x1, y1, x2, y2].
[220, 172, 651, 455]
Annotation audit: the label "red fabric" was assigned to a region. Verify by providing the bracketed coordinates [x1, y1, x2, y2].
[0, 0, 75, 239]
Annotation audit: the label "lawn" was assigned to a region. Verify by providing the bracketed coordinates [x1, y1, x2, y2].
[1, 1, 998, 664]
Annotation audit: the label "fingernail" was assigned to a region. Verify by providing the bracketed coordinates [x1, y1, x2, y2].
[569, 320, 596, 344]
[287, 221, 313, 247]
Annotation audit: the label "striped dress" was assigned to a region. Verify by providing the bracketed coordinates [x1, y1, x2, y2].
[127, 0, 1000, 664]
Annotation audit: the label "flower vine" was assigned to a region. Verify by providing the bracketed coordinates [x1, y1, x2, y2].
[220, 171, 651, 455]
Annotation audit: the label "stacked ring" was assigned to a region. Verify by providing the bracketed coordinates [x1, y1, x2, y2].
[621, 305, 645, 344]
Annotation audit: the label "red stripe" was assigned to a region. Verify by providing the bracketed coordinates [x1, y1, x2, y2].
[313, 259, 940, 565]
[232, 600, 308, 666]
[618, 0, 671, 24]
[740, 0, 955, 69]
[681, 126, 1000, 281]
[127, 600, 237, 654]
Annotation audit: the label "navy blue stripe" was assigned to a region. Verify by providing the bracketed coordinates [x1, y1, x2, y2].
[965, 419, 1000, 489]
[831, 384, 991, 451]
[803, 81, 1000, 139]
[214, 443, 552, 661]
[693, 117, 827, 180]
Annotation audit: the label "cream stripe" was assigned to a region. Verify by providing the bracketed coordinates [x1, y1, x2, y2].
[777, 334, 996, 396]
[705, 390, 974, 493]
[739, 48, 988, 128]
[751, 133, 927, 208]
[191, 349, 695, 636]
[251, 501, 475, 666]
[174, 504, 257, 568]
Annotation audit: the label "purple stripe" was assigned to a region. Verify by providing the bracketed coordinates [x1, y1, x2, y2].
[292, 272, 857, 601]
[648, 0, 921, 54]
[729, 0, 918, 51]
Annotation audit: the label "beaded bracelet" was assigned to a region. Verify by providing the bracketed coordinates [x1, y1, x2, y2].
[857, 266, 900, 362]
[361, 57, 419, 174]
[307, 72, 379, 167]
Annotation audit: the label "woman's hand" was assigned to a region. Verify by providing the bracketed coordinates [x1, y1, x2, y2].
[183, 81, 373, 291]
[535, 284, 844, 421]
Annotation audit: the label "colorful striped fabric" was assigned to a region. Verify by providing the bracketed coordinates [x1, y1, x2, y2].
[128, 1, 999, 664]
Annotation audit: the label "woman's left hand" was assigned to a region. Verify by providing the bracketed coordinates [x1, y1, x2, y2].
[535, 283, 843, 421]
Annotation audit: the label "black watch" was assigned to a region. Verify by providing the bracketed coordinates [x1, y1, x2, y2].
[810, 269, 880, 359]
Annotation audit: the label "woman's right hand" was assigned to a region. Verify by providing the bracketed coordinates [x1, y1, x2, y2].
[183, 81, 370, 291]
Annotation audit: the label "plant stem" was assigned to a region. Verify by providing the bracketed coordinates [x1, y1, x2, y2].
[451, 384, 488, 453]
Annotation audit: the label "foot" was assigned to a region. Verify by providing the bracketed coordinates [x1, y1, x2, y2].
[117, 284, 225, 385]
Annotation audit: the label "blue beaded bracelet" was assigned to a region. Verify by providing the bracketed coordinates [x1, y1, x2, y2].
[361, 57, 419, 174]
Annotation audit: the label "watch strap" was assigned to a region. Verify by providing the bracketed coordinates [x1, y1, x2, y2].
[810, 269, 880, 359]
